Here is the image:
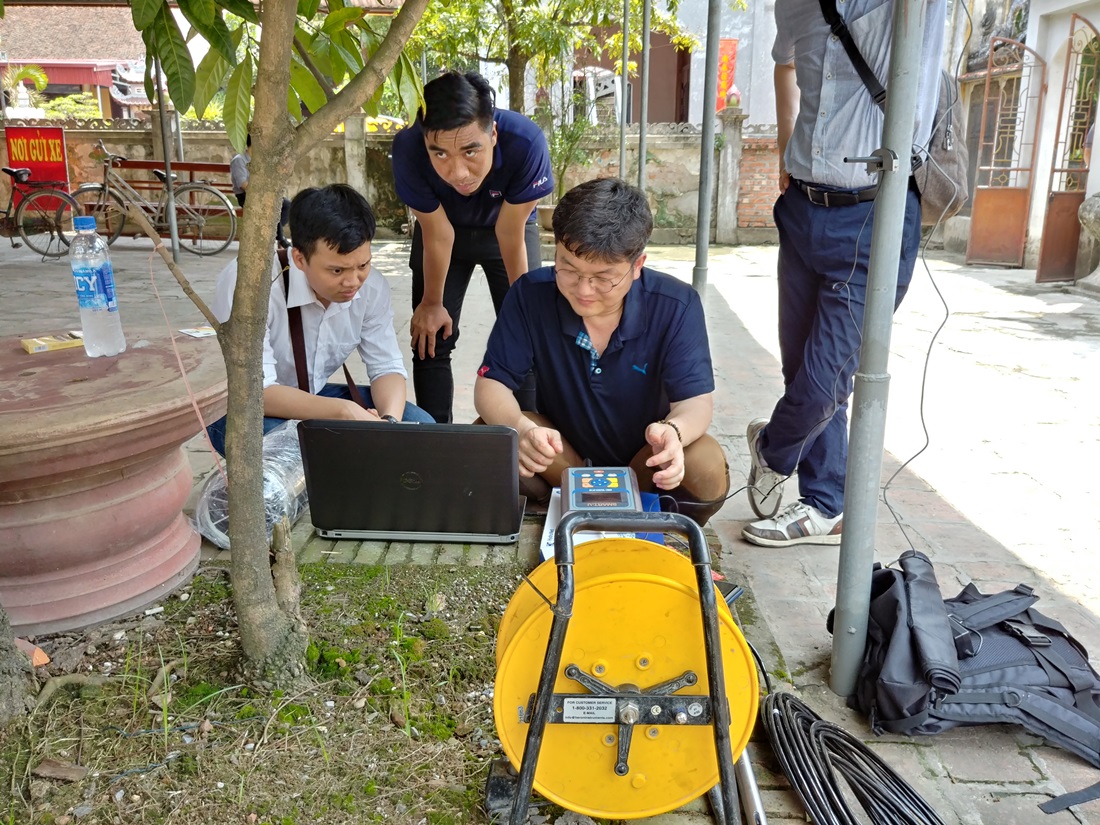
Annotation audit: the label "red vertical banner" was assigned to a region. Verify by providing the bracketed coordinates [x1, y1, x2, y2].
[5, 126, 70, 207]
[716, 39, 739, 112]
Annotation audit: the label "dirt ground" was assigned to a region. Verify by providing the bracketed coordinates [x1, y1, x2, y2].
[1, 561, 570, 825]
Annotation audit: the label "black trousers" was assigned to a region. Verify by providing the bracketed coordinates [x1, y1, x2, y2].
[410, 222, 540, 423]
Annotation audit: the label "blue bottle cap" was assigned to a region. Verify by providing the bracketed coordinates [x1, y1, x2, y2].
[73, 216, 96, 231]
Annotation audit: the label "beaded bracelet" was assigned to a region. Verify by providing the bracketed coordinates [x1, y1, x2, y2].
[657, 419, 682, 443]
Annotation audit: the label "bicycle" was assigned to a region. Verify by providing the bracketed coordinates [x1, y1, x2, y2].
[68, 140, 237, 256]
[1, 166, 81, 258]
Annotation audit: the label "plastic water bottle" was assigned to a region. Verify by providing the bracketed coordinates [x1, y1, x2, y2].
[69, 215, 126, 357]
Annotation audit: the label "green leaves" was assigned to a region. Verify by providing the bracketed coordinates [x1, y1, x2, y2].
[215, 0, 259, 25]
[193, 44, 231, 119]
[289, 60, 328, 117]
[224, 52, 253, 153]
[151, 3, 196, 112]
[178, 0, 237, 64]
[131, 0, 163, 31]
[321, 7, 365, 34]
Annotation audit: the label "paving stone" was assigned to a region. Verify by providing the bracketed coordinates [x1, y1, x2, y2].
[968, 791, 1082, 825]
[1028, 745, 1100, 819]
[383, 542, 412, 563]
[408, 544, 439, 565]
[297, 534, 333, 563]
[759, 787, 809, 819]
[936, 727, 1043, 783]
[321, 540, 357, 564]
[353, 541, 387, 565]
[467, 544, 491, 567]
[436, 544, 465, 565]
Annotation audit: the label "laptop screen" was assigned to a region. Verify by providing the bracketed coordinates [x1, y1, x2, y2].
[297, 420, 522, 543]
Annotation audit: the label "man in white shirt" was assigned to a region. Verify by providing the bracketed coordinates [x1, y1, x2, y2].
[206, 184, 433, 454]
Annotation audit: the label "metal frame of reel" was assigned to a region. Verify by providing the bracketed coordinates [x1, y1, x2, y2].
[495, 510, 766, 825]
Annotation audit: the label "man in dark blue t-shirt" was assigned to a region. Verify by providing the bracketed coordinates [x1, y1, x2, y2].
[474, 179, 730, 526]
[392, 71, 554, 423]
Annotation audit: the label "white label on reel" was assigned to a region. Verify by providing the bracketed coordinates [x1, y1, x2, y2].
[561, 697, 617, 723]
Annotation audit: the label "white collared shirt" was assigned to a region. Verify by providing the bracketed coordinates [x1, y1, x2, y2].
[211, 254, 406, 393]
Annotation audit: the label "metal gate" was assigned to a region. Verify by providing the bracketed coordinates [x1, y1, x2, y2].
[1036, 15, 1099, 283]
[967, 38, 1047, 267]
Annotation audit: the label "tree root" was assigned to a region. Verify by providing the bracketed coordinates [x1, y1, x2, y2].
[148, 659, 184, 699]
[35, 674, 111, 709]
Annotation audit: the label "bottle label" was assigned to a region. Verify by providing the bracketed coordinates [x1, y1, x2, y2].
[72, 264, 119, 312]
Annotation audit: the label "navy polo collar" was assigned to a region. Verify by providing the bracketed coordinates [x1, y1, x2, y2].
[554, 268, 651, 347]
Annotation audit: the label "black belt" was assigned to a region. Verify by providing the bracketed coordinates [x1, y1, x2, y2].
[793, 179, 878, 207]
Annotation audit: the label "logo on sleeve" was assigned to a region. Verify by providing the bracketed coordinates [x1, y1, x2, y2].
[531, 176, 549, 190]
[489, 190, 502, 198]
[478, 365, 490, 377]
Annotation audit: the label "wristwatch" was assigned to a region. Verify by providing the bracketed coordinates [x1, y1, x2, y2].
[381, 414, 399, 424]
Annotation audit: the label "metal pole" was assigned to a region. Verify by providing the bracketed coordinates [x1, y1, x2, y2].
[174, 108, 185, 162]
[153, 58, 180, 263]
[637, 0, 652, 191]
[618, 0, 629, 178]
[691, 0, 722, 301]
[829, 0, 928, 696]
[421, 51, 428, 84]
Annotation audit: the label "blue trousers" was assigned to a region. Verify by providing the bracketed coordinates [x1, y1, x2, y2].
[760, 182, 921, 518]
[205, 382, 435, 456]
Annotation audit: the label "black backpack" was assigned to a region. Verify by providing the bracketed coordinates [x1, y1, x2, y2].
[834, 550, 1100, 813]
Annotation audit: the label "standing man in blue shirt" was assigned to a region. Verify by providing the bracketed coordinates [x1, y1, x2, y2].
[742, 0, 945, 547]
[474, 178, 730, 526]
[392, 71, 554, 423]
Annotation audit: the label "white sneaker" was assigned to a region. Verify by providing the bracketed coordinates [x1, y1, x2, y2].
[742, 501, 843, 547]
[746, 418, 784, 519]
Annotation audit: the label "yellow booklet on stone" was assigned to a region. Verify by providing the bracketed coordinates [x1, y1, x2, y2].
[21, 331, 85, 354]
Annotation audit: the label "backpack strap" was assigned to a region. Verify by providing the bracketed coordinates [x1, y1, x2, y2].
[279, 247, 310, 394]
[278, 247, 368, 409]
[948, 584, 1039, 631]
[1040, 780, 1100, 814]
[816, 0, 886, 111]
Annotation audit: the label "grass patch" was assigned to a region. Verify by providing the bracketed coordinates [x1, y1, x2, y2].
[0, 563, 535, 825]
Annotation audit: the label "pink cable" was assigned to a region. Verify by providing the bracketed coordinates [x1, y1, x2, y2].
[149, 247, 228, 485]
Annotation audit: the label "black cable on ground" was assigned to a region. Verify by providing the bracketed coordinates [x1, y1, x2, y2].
[760, 692, 946, 825]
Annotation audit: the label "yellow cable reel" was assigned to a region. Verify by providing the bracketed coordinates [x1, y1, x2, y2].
[494, 537, 759, 820]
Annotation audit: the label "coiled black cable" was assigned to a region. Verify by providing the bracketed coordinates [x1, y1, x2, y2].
[760, 692, 946, 825]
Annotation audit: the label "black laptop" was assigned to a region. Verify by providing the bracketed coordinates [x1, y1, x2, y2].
[297, 420, 524, 543]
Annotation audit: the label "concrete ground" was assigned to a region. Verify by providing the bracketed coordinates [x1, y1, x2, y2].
[4, 231, 1100, 823]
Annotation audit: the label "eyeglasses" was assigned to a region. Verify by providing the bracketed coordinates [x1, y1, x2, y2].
[554, 259, 636, 294]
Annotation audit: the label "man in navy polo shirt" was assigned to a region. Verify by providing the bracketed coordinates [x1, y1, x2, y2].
[473, 178, 730, 525]
[392, 71, 554, 423]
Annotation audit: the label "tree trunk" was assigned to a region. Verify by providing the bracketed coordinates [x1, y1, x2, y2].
[500, 2, 528, 114]
[221, 1, 309, 687]
[220, 0, 431, 685]
[0, 608, 35, 725]
[506, 49, 529, 113]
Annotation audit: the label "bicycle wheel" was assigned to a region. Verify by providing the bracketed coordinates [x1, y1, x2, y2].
[70, 185, 127, 245]
[16, 188, 80, 258]
[172, 184, 237, 256]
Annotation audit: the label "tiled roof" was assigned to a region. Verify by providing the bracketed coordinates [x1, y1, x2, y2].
[0, 7, 146, 61]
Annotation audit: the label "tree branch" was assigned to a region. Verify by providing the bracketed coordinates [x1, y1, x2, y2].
[124, 205, 220, 330]
[293, 36, 337, 103]
[292, 0, 431, 154]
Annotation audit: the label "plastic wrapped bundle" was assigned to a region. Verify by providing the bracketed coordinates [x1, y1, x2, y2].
[192, 421, 308, 550]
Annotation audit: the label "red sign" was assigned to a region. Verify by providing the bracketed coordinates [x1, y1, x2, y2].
[716, 39, 739, 113]
[5, 126, 70, 207]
